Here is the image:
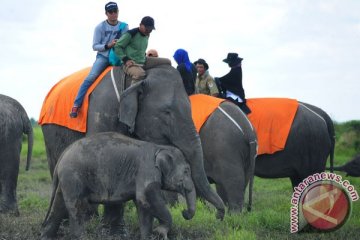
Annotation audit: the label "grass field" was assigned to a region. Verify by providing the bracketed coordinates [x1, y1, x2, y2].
[0, 123, 359, 239]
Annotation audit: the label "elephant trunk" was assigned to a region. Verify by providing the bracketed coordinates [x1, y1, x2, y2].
[175, 136, 225, 220]
[182, 184, 196, 220]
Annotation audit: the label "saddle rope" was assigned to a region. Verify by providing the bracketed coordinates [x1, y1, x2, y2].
[111, 67, 126, 103]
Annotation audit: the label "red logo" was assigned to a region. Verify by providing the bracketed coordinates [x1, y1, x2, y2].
[301, 181, 351, 231]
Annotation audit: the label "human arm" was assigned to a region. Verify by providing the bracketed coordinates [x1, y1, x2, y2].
[114, 33, 133, 65]
[92, 23, 108, 52]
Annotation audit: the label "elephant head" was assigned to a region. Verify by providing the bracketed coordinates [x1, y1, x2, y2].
[119, 65, 225, 219]
[155, 147, 196, 220]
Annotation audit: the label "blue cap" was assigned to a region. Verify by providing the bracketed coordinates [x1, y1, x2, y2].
[105, 2, 118, 11]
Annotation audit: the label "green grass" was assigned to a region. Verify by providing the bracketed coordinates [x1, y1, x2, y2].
[1, 123, 359, 239]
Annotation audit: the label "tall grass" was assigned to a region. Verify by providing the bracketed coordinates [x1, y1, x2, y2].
[1, 123, 359, 239]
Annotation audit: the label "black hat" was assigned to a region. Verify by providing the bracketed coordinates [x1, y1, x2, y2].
[194, 58, 209, 70]
[223, 53, 243, 64]
[141, 16, 155, 30]
[105, 2, 118, 12]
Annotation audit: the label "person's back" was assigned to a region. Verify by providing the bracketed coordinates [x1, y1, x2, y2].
[218, 52, 250, 114]
[173, 49, 196, 95]
[194, 58, 219, 97]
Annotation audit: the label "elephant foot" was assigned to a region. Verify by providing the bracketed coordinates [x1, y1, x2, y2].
[153, 225, 169, 240]
[101, 223, 128, 237]
[0, 202, 19, 216]
[216, 208, 225, 221]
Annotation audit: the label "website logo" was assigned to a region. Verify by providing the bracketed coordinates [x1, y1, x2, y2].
[290, 172, 358, 233]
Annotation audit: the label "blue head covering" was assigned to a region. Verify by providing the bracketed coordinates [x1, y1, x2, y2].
[173, 49, 192, 72]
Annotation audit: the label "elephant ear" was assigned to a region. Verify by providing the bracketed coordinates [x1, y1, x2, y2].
[119, 81, 143, 133]
[155, 149, 174, 182]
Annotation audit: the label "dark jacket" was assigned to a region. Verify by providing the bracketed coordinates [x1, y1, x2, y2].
[177, 63, 197, 95]
[219, 65, 245, 101]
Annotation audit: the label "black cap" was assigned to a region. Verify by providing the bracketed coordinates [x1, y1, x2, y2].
[105, 2, 118, 12]
[194, 58, 209, 70]
[141, 16, 155, 30]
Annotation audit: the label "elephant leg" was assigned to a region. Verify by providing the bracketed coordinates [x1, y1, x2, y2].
[217, 179, 245, 213]
[66, 199, 88, 239]
[145, 189, 172, 239]
[215, 183, 229, 205]
[103, 203, 127, 236]
[290, 176, 302, 189]
[136, 202, 154, 240]
[0, 153, 19, 215]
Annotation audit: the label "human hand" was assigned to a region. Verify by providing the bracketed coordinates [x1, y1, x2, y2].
[108, 39, 117, 48]
[125, 59, 134, 67]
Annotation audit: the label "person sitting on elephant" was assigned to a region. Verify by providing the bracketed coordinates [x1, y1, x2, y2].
[114, 16, 155, 85]
[69, 2, 128, 118]
[173, 49, 197, 96]
[217, 52, 251, 114]
[41, 132, 196, 240]
[194, 58, 219, 97]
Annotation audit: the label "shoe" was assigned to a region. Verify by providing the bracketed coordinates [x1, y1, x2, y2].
[69, 106, 79, 118]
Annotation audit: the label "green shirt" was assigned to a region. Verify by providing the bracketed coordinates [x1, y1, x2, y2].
[114, 28, 148, 65]
[195, 71, 219, 96]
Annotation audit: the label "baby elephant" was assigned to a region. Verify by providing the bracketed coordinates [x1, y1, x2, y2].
[41, 132, 196, 240]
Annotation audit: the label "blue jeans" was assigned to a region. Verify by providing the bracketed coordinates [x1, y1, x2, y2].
[73, 54, 109, 107]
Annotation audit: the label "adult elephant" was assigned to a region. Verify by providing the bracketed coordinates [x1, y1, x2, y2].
[197, 99, 257, 213]
[40, 64, 225, 219]
[254, 102, 335, 188]
[0, 94, 33, 215]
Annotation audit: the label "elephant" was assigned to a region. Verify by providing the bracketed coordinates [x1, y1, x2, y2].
[199, 100, 257, 213]
[254, 102, 335, 188]
[190, 100, 334, 213]
[40, 64, 225, 219]
[330, 155, 360, 177]
[0, 94, 33, 215]
[41, 132, 195, 240]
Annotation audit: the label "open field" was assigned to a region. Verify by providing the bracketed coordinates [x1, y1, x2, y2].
[0, 123, 359, 239]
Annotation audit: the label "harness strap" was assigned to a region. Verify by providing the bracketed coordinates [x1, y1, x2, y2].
[111, 67, 126, 103]
[218, 106, 244, 135]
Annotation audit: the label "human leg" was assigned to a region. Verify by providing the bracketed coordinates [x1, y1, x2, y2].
[124, 64, 146, 85]
[70, 54, 109, 118]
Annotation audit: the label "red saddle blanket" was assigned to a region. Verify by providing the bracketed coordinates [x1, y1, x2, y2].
[247, 98, 298, 155]
[38, 66, 112, 133]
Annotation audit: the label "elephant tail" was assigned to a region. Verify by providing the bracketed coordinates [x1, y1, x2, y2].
[247, 139, 258, 212]
[42, 167, 60, 226]
[20, 109, 33, 171]
[321, 111, 335, 172]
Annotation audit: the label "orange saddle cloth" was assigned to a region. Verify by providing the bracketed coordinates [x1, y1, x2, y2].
[247, 98, 298, 155]
[38, 66, 112, 133]
[189, 94, 225, 132]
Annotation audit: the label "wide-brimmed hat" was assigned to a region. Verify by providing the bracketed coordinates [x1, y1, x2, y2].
[223, 53, 243, 64]
[194, 58, 209, 70]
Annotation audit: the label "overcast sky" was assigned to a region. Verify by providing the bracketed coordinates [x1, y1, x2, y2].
[1, 0, 359, 122]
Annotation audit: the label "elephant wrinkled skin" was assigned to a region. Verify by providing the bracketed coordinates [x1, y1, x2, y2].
[41, 64, 225, 219]
[0, 94, 33, 215]
[41, 132, 195, 240]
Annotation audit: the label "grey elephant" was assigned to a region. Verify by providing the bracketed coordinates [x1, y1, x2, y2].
[41, 132, 195, 240]
[330, 155, 360, 177]
[40, 64, 225, 219]
[0, 94, 33, 215]
[186, 97, 334, 211]
[196, 99, 257, 212]
[253, 102, 335, 187]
